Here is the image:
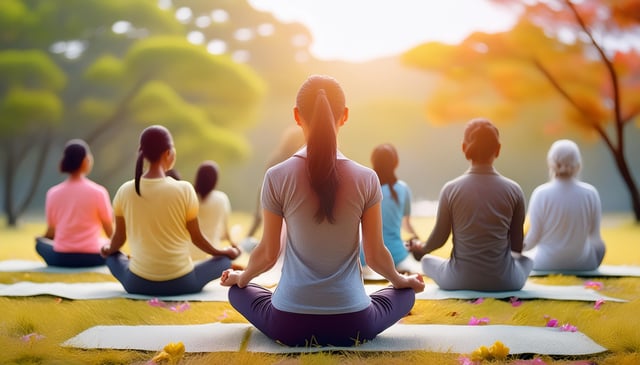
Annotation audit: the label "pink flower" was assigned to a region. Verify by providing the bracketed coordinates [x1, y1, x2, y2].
[470, 298, 484, 305]
[21, 333, 45, 343]
[148, 298, 165, 307]
[545, 318, 559, 328]
[169, 302, 190, 313]
[468, 316, 490, 325]
[510, 297, 522, 307]
[559, 323, 578, 332]
[584, 281, 603, 290]
[594, 299, 605, 310]
[217, 310, 229, 321]
[457, 355, 480, 365]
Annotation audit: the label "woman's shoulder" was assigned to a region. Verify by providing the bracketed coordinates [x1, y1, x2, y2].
[83, 178, 110, 192]
[574, 180, 600, 195]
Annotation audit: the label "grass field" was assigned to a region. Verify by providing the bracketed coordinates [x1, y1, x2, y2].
[0, 213, 638, 365]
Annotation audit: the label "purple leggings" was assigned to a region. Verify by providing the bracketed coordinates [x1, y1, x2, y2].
[228, 283, 415, 347]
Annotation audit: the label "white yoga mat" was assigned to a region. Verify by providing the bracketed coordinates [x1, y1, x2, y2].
[0, 259, 282, 286]
[0, 281, 625, 303]
[530, 264, 640, 277]
[408, 282, 627, 302]
[0, 259, 110, 274]
[63, 322, 247, 352]
[63, 322, 607, 355]
[0, 281, 230, 301]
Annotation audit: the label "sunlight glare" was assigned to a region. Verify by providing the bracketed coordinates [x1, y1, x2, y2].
[187, 31, 205, 45]
[207, 39, 227, 55]
[211, 9, 229, 23]
[248, 0, 517, 62]
[175, 7, 192, 24]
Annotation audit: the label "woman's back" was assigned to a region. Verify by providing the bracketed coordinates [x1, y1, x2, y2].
[526, 179, 603, 270]
[380, 181, 411, 263]
[263, 149, 380, 314]
[444, 166, 525, 274]
[113, 176, 198, 280]
[46, 177, 112, 253]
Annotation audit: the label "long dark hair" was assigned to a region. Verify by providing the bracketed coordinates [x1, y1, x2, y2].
[194, 161, 219, 200]
[296, 75, 345, 224]
[135, 125, 173, 196]
[371, 144, 399, 204]
[60, 139, 90, 174]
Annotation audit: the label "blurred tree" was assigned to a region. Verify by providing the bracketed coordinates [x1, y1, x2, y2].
[171, 0, 313, 92]
[0, 0, 266, 227]
[402, 0, 640, 222]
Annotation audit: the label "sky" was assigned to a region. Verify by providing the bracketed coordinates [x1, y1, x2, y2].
[248, 0, 519, 62]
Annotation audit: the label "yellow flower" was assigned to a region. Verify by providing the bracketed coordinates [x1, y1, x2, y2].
[470, 341, 510, 362]
[470, 345, 491, 362]
[489, 341, 510, 359]
[151, 341, 185, 365]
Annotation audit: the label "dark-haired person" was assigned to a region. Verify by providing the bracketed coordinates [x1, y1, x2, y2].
[100, 125, 241, 296]
[36, 139, 113, 267]
[190, 161, 237, 261]
[361, 143, 421, 276]
[523, 139, 606, 271]
[407, 118, 533, 291]
[220, 75, 424, 347]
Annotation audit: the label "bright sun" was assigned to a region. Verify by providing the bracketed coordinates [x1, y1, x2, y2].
[248, 0, 517, 62]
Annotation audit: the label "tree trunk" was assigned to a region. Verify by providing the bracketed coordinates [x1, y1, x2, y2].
[2, 143, 17, 227]
[612, 149, 640, 222]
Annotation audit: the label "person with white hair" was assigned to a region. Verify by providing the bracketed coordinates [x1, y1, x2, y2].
[523, 139, 606, 271]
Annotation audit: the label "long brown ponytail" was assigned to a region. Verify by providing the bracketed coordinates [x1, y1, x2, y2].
[296, 75, 345, 224]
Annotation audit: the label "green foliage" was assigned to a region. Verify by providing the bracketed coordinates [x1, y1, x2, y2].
[0, 50, 66, 90]
[0, 0, 271, 226]
[83, 55, 124, 86]
[0, 88, 62, 134]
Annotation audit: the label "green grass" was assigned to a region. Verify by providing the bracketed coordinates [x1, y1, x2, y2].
[0, 213, 639, 364]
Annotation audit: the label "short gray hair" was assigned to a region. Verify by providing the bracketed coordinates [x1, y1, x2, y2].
[547, 139, 582, 179]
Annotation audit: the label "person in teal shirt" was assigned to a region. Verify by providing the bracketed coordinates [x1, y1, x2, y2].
[362, 144, 421, 276]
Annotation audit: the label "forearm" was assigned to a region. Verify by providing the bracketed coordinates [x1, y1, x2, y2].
[239, 241, 279, 284]
[365, 246, 405, 287]
[103, 216, 126, 255]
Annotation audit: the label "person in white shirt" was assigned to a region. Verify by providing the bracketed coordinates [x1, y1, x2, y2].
[523, 139, 606, 271]
[191, 161, 237, 261]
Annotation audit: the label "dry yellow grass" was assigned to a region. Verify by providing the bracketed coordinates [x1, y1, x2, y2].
[0, 213, 638, 364]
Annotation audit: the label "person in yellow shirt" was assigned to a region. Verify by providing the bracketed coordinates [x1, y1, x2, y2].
[101, 125, 241, 296]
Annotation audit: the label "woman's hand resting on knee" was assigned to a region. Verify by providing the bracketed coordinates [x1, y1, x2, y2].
[220, 269, 247, 288]
[394, 273, 425, 293]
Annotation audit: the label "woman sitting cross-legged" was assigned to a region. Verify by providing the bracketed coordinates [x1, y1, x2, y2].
[523, 139, 606, 271]
[36, 139, 113, 268]
[220, 75, 424, 347]
[101, 125, 241, 296]
[407, 118, 533, 291]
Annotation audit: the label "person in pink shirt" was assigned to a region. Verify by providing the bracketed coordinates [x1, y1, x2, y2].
[36, 139, 113, 267]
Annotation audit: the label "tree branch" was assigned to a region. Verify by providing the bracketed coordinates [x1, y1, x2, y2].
[16, 127, 54, 217]
[531, 57, 616, 153]
[85, 74, 151, 145]
[563, 0, 624, 154]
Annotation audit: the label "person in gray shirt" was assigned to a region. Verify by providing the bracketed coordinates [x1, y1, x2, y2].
[408, 118, 533, 291]
[220, 75, 424, 347]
